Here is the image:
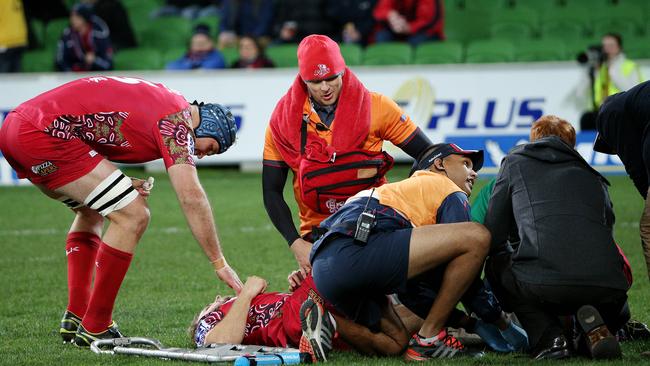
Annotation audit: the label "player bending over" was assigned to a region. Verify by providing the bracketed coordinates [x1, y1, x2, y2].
[0, 76, 243, 346]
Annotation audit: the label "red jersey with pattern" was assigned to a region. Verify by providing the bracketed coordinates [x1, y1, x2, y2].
[197, 277, 320, 348]
[14, 76, 193, 168]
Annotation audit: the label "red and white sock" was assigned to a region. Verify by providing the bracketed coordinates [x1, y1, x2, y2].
[65, 232, 101, 318]
[81, 242, 132, 333]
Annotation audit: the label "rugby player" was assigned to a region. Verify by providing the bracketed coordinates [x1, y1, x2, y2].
[0, 76, 243, 346]
[191, 273, 411, 361]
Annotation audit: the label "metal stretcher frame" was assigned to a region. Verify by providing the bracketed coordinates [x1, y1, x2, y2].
[90, 337, 305, 363]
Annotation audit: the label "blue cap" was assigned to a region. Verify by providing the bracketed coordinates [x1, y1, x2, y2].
[194, 103, 237, 154]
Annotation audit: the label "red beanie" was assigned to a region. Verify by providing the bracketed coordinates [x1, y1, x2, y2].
[297, 35, 346, 81]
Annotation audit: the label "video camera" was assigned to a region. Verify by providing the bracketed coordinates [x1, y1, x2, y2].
[576, 45, 605, 67]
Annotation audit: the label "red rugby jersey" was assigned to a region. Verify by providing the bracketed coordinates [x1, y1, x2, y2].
[196, 277, 321, 348]
[14, 76, 193, 168]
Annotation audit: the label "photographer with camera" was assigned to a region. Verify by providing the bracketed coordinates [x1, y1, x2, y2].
[578, 33, 643, 130]
[594, 33, 643, 107]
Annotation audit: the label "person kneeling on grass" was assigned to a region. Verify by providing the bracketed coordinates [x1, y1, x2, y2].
[190, 273, 412, 362]
[309, 143, 515, 361]
[485, 115, 632, 360]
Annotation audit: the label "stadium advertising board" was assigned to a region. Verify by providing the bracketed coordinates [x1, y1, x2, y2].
[1, 62, 646, 185]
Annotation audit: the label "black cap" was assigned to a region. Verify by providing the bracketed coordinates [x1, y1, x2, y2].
[409, 143, 484, 177]
[193, 23, 212, 36]
[72, 3, 94, 22]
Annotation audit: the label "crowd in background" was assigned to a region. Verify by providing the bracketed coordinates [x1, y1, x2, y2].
[0, 0, 445, 73]
[0, 0, 645, 120]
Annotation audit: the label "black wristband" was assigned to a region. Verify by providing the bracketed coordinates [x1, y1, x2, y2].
[287, 234, 301, 247]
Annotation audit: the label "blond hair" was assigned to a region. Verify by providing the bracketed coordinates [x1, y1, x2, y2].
[188, 295, 233, 345]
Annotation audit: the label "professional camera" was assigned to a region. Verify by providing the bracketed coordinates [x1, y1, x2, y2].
[576, 45, 605, 66]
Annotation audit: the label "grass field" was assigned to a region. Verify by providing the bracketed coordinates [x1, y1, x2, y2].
[1, 165, 649, 365]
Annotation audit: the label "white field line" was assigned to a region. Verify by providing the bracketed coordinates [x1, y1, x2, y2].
[0, 224, 274, 237]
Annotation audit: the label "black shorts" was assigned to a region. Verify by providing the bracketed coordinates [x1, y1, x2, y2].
[311, 228, 411, 331]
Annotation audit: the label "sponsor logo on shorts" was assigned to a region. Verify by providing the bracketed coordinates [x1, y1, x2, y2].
[31, 161, 58, 176]
[89, 150, 98, 157]
[325, 198, 344, 213]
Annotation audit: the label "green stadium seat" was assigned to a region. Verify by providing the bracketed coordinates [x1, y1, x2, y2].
[445, 10, 491, 44]
[363, 42, 412, 65]
[22, 50, 56, 72]
[339, 44, 363, 65]
[490, 6, 538, 39]
[592, 22, 638, 41]
[513, 0, 563, 12]
[137, 18, 192, 49]
[514, 39, 568, 62]
[113, 48, 163, 70]
[413, 41, 463, 64]
[44, 18, 69, 50]
[122, 0, 162, 12]
[541, 0, 607, 38]
[490, 22, 534, 43]
[30, 19, 45, 49]
[126, 0, 164, 32]
[591, 4, 644, 39]
[162, 47, 186, 65]
[540, 21, 586, 40]
[622, 0, 650, 18]
[543, 4, 609, 37]
[192, 16, 220, 37]
[221, 47, 239, 67]
[266, 44, 299, 67]
[492, 6, 538, 23]
[564, 37, 601, 60]
[624, 37, 650, 59]
[444, 0, 463, 11]
[562, 0, 614, 7]
[458, 0, 509, 12]
[465, 39, 515, 63]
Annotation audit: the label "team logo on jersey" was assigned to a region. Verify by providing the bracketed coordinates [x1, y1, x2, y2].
[314, 64, 330, 78]
[325, 198, 344, 213]
[31, 161, 58, 176]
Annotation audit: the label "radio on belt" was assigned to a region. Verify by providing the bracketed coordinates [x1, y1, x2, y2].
[354, 188, 376, 244]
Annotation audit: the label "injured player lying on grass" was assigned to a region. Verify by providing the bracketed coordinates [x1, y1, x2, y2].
[189, 273, 410, 361]
[189, 271, 527, 361]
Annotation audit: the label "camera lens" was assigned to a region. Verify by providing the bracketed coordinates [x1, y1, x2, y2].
[576, 52, 589, 64]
